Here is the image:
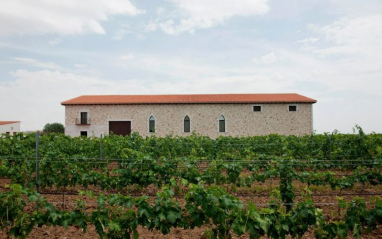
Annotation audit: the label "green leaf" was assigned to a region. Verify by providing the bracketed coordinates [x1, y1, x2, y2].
[158, 213, 166, 221]
[258, 218, 269, 233]
[232, 221, 246, 235]
[28, 194, 39, 202]
[139, 208, 149, 218]
[281, 222, 289, 231]
[221, 196, 230, 208]
[337, 197, 347, 209]
[61, 218, 70, 229]
[338, 222, 348, 239]
[167, 211, 178, 224]
[133, 230, 139, 239]
[108, 221, 121, 232]
[181, 178, 189, 186]
[170, 178, 177, 186]
[49, 212, 60, 223]
[352, 223, 361, 237]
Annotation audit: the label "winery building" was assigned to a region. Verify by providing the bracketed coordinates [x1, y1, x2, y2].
[61, 93, 316, 138]
[0, 121, 21, 135]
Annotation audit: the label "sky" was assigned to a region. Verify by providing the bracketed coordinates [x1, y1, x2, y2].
[0, 0, 381, 133]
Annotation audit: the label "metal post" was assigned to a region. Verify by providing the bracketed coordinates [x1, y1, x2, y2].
[310, 134, 313, 155]
[100, 134, 103, 160]
[358, 132, 362, 159]
[328, 134, 331, 161]
[35, 132, 39, 193]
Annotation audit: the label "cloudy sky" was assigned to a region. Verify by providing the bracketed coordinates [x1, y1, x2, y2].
[0, 0, 381, 133]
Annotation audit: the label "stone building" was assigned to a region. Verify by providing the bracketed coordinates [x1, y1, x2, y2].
[61, 93, 316, 138]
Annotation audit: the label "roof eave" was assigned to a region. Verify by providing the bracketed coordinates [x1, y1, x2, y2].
[61, 101, 317, 105]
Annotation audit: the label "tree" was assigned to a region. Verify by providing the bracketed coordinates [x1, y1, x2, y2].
[43, 123, 65, 134]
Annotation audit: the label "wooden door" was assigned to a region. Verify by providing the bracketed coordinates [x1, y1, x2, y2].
[109, 121, 131, 136]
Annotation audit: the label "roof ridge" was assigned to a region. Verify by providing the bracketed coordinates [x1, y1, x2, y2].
[62, 93, 317, 105]
[79, 93, 300, 96]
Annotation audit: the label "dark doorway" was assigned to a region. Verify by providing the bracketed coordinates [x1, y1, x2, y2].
[109, 121, 131, 136]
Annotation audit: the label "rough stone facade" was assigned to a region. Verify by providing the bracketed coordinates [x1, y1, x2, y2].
[64, 103, 314, 138]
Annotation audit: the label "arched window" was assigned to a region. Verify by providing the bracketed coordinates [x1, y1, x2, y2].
[218, 115, 225, 132]
[184, 116, 190, 132]
[149, 116, 155, 133]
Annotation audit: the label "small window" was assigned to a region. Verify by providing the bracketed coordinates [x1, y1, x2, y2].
[80, 131, 87, 137]
[6, 132, 10, 135]
[253, 105, 262, 112]
[289, 105, 297, 112]
[219, 115, 225, 133]
[184, 116, 190, 133]
[80, 112, 88, 124]
[149, 116, 155, 133]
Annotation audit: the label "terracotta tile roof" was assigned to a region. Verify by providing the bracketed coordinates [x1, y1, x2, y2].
[0, 121, 20, 126]
[61, 93, 317, 105]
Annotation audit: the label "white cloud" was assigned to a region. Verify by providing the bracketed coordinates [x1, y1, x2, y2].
[74, 64, 86, 68]
[116, 54, 297, 93]
[252, 52, 278, 64]
[0, 0, 144, 36]
[156, 7, 166, 15]
[295, 14, 382, 96]
[119, 54, 135, 60]
[48, 38, 63, 46]
[318, 15, 382, 57]
[151, 0, 270, 34]
[303, 15, 382, 60]
[0, 70, 125, 130]
[298, 37, 318, 51]
[145, 21, 159, 32]
[113, 24, 134, 40]
[12, 57, 63, 70]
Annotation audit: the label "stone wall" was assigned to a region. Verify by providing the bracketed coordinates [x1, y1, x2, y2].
[64, 103, 313, 138]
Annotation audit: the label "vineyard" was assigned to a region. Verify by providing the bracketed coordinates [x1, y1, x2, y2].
[1, 127, 382, 238]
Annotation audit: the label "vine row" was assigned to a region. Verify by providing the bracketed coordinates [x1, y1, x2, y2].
[1, 184, 381, 239]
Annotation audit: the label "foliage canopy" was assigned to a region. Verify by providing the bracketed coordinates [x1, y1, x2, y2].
[43, 123, 64, 134]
